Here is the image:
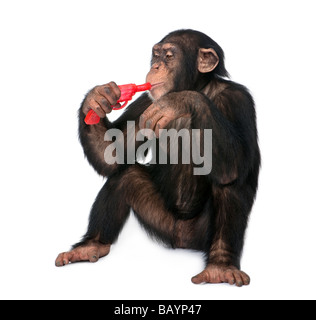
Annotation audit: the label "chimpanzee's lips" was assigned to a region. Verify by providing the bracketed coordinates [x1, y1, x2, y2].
[151, 82, 164, 89]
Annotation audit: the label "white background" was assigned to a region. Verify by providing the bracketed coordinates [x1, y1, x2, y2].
[0, 0, 315, 300]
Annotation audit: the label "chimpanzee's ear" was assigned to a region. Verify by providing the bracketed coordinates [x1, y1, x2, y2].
[198, 48, 219, 73]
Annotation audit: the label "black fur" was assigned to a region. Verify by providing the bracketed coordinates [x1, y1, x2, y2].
[75, 29, 260, 272]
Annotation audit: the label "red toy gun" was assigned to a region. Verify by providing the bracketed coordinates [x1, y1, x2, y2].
[84, 82, 152, 125]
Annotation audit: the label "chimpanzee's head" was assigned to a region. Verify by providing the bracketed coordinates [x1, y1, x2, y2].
[146, 29, 229, 100]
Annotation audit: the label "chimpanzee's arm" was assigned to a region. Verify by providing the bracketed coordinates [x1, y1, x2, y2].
[78, 93, 152, 176]
[139, 86, 258, 185]
[209, 83, 259, 185]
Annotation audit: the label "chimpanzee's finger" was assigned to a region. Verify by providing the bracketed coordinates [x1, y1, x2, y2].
[146, 111, 163, 132]
[139, 104, 159, 129]
[96, 82, 120, 106]
[155, 116, 172, 136]
[108, 81, 121, 100]
[88, 98, 106, 118]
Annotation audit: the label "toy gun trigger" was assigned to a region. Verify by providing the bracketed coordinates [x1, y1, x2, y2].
[112, 100, 129, 110]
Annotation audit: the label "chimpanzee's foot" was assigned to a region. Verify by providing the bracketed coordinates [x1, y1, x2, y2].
[55, 241, 111, 267]
[191, 264, 250, 287]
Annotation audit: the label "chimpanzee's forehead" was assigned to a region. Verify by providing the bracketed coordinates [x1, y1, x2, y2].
[152, 43, 177, 51]
[160, 33, 197, 47]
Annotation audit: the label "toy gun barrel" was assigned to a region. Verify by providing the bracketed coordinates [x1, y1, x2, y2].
[84, 82, 152, 125]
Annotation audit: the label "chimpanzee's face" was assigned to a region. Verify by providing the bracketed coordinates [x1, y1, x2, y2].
[146, 42, 183, 100]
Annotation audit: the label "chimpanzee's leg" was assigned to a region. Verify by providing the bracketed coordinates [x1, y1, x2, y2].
[191, 182, 255, 286]
[122, 165, 177, 245]
[55, 163, 179, 267]
[55, 171, 131, 267]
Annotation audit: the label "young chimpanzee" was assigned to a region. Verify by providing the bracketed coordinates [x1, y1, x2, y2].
[55, 29, 260, 287]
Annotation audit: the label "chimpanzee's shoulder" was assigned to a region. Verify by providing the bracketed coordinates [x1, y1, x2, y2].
[219, 79, 254, 105]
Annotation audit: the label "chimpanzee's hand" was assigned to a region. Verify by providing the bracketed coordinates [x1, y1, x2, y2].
[139, 92, 191, 136]
[82, 81, 121, 118]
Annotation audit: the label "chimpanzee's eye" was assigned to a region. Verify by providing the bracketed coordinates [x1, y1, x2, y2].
[165, 52, 174, 61]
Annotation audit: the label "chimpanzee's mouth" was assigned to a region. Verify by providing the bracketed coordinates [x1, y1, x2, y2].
[151, 82, 164, 89]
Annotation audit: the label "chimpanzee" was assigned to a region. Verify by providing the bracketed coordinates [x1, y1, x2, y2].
[55, 29, 260, 287]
